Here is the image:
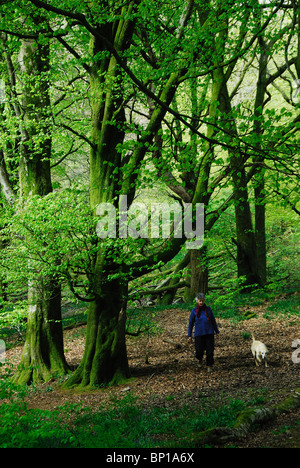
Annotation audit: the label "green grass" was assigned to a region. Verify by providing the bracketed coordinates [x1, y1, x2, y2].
[263, 295, 300, 319]
[206, 288, 299, 322]
[0, 402, 78, 448]
[0, 382, 248, 448]
[73, 395, 245, 448]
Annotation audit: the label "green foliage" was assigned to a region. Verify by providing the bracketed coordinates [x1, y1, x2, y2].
[205, 277, 262, 321]
[265, 206, 299, 288]
[0, 381, 79, 448]
[263, 295, 300, 319]
[126, 307, 161, 336]
[2, 188, 97, 297]
[0, 0, 299, 388]
[0, 401, 79, 448]
[0, 385, 247, 448]
[0, 303, 27, 338]
[206, 283, 300, 323]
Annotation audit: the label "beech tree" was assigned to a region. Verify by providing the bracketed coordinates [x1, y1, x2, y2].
[129, 0, 299, 298]
[0, 15, 69, 383]
[65, 0, 197, 387]
[1, 0, 200, 386]
[0, 0, 298, 388]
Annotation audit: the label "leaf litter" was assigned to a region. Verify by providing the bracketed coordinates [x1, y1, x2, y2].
[1, 305, 299, 447]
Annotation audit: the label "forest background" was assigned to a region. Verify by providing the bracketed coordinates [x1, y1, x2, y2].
[0, 0, 298, 395]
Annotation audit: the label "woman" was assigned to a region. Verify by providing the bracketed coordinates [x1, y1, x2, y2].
[188, 293, 219, 372]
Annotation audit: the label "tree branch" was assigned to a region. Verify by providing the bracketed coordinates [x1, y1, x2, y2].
[57, 123, 95, 150]
[26, 0, 268, 156]
[50, 141, 85, 168]
[130, 280, 190, 297]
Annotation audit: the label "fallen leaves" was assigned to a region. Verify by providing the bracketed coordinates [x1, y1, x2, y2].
[2, 306, 299, 417]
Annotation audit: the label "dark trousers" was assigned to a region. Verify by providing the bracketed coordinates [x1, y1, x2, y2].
[195, 334, 215, 367]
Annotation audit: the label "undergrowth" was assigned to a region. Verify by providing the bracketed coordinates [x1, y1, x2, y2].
[0, 382, 248, 448]
[128, 289, 300, 325]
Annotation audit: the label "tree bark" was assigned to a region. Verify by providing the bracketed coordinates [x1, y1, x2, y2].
[14, 278, 67, 385]
[158, 252, 190, 305]
[219, 80, 260, 288]
[253, 30, 268, 286]
[66, 277, 129, 388]
[184, 248, 208, 302]
[190, 248, 208, 296]
[65, 3, 137, 387]
[13, 30, 68, 385]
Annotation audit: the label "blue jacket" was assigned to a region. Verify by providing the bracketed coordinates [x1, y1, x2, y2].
[188, 306, 219, 337]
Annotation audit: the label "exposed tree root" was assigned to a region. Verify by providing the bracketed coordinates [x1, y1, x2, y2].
[184, 388, 300, 447]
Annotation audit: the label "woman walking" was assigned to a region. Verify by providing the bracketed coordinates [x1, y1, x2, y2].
[188, 293, 219, 372]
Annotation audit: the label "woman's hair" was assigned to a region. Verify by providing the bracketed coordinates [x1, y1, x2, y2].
[195, 293, 207, 318]
[196, 293, 205, 301]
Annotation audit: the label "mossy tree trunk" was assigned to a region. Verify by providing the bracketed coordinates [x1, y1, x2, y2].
[253, 28, 268, 287]
[65, 275, 129, 388]
[65, 1, 191, 388]
[13, 31, 68, 385]
[14, 278, 68, 385]
[180, 388, 300, 447]
[65, 3, 136, 388]
[184, 64, 225, 301]
[200, 6, 260, 290]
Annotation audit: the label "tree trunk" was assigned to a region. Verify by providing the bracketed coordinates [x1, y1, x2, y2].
[231, 166, 259, 287]
[254, 173, 267, 285]
[64, 5, 135, 388]
[13, 31, 68, 385]
[191, 248, 208, 295]
[184, 248, 208, 302]
[158, 252, 190, 305]
[219, 80, 260, 288]
[64, 1, 192, 388]
[13, 278, 68, 385]
[253, 33, 268, 286]
[65, 277, 129, 388]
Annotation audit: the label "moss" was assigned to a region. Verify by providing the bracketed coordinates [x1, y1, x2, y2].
[176, 389, 300, 447]
[276, 389, 300, 414]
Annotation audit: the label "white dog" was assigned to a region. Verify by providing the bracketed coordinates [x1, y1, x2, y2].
[251, 333, 268, 367]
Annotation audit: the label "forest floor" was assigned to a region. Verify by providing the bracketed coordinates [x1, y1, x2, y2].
[2, 303, 300, 448]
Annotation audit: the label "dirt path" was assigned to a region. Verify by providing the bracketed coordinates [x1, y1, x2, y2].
[2, 307, 300, 447]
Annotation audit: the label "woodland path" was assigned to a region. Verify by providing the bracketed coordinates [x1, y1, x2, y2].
[3, 305, 300, 448]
